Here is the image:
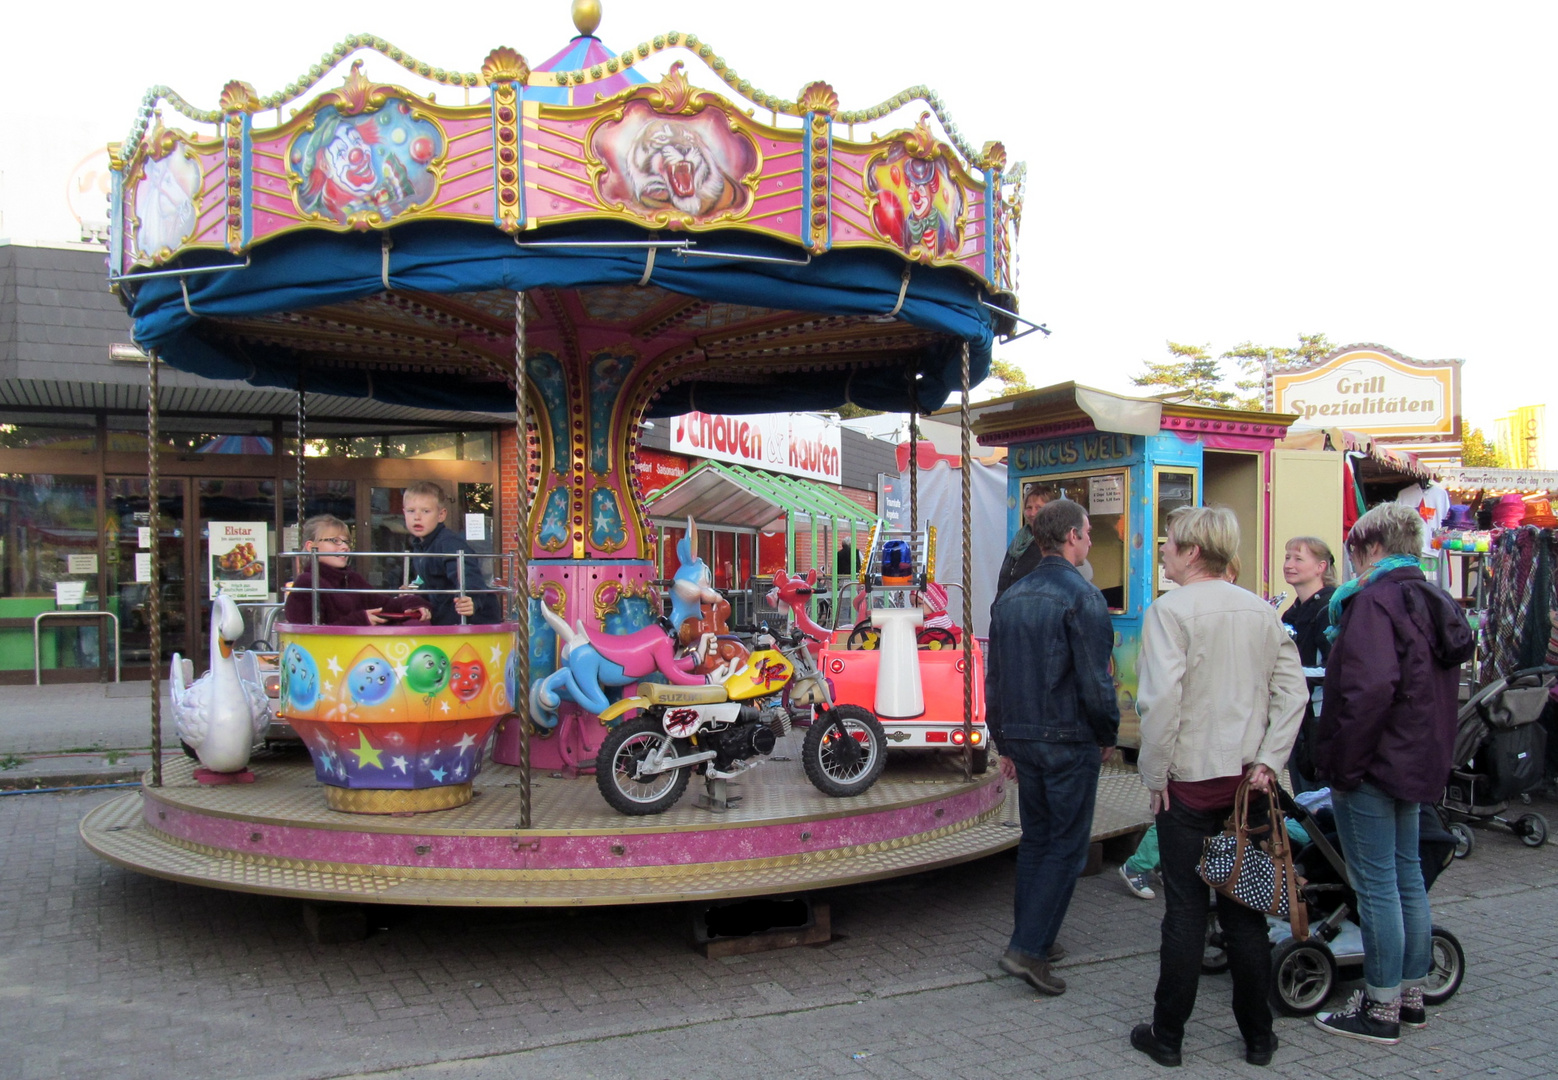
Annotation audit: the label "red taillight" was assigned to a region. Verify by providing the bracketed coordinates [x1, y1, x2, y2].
[827, 657, 845, 674]
[970, 729, 983, 745]
[925, 730, 948, 743]
[954, 657, 967, 673]
[950, 728, 966, 745]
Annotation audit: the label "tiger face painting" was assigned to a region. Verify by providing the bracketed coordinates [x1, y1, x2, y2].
[627, 121, 741, 218]
[593, 102, 759, 224]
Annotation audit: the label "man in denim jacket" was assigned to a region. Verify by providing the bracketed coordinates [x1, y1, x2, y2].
[987, 498, 1120, 995]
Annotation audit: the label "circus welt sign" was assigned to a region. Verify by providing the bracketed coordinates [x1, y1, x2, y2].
[1272, 348, 1460, 438]
[670, 410, 842, 483]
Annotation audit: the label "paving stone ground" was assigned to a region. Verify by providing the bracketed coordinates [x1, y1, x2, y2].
[2, 787, 1555, 1080]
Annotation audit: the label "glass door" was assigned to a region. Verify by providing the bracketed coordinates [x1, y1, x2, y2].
[107, 477, 189, 676]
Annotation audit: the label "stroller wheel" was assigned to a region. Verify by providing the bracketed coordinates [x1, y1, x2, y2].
[1269, 937, 1337, 1017]
[1423, 926, 1466, 1005]
[1514, 812, 1549, 848]
[1447, 821, 1475, 859]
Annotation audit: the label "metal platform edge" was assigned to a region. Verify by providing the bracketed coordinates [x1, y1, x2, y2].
[80, 789, 1028, 907]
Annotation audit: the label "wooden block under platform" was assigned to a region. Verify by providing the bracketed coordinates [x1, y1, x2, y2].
[1081, 841, 1104, 877]
[302, 902, 368, 944]
[691, 896, 831, 957]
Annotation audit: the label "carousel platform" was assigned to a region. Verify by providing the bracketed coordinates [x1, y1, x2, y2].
[80, 743, 1151, 907]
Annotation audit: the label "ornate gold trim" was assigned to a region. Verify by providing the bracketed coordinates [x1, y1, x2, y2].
[325, 783, 473, 814]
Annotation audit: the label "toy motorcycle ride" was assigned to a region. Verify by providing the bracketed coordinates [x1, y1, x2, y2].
[593, 623, 887, 815]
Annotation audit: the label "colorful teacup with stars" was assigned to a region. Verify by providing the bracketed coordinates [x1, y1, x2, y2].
[276, 623, 518, 804]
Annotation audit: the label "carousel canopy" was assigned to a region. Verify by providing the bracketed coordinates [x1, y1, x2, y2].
[107, 10, 1023, 419]
[645, 459, 879, 533]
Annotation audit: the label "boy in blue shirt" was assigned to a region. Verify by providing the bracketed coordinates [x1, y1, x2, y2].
[402, 481, 502, 624]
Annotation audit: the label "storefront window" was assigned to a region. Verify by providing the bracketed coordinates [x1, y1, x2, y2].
[285, 431, 495, 461]
[1027, 470, 1129, 612]
[366, 484, 493, 592]
[108, 416, 275, 454]
[0, 414, 97, 450]
[0, 474, 101, 676]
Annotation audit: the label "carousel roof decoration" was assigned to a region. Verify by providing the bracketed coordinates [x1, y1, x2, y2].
[108, 1, 1027, 418]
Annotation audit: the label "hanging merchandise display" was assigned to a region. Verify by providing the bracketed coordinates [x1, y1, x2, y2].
[1478, 528, 1557, 679]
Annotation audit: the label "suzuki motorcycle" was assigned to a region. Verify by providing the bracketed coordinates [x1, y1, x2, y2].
[594, 625, 887, 815]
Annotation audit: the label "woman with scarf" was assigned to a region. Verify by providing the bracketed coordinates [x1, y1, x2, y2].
[1313, 503, 1474, 1045]
[995, 484, 1059, 604]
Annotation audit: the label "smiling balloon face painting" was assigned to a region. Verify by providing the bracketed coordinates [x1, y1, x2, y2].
[281, 643, 320, 715]
[405, 644, 451, 698]
[448, 643, 487, 703]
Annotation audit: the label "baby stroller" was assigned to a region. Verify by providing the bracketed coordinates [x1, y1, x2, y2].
[1439, 665, 1554, 857]
[1206, 788, 1467, 1017]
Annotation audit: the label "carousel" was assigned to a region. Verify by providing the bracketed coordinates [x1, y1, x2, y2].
[81, 1, 1148, 906]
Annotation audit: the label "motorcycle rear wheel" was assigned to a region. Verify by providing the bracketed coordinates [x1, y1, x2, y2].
[803, 704, 887, 798]
[596, 716, 691, 815]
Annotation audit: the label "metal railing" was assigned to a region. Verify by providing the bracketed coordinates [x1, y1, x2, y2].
[277, 550, 519, 626]
[34, 611, 121, 685]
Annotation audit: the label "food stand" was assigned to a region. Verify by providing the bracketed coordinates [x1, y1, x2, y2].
[968, 383, 1304, 746]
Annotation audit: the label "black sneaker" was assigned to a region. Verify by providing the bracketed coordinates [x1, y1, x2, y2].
[1130, 1023, 1182, 1067]
[1314, 990, 1401, 1044]
[1400, 985, 1427, 1029]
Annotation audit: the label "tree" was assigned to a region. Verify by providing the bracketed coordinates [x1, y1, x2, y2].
[1220, 333, 1334, 411]
[1130, 342, 1234, 407]
[1460, 426, 1505, 467]
[987, 358, 1031, 398]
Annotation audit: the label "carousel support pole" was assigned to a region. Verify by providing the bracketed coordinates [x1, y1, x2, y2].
[959, 342, 973, 782]
[147, 349, 162, 788]
[513, 291, 532, 830]
[909, 411, 919, 539]
[295, 373, 307, 529]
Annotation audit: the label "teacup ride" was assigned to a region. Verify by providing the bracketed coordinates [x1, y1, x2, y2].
[276, 620, 520, 814]
[80, 4, 1152, 907]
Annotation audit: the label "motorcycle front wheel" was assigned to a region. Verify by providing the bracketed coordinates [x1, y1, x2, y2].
[596, 716, 691, 815]
[802, 704, 887, 798]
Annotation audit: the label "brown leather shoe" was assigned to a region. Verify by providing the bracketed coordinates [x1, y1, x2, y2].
[1047, 942, 1066, 962]
[998, 949, 1066, 995]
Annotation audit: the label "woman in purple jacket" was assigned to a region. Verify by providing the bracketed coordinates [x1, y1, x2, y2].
[1313, 503, 1474, 1046]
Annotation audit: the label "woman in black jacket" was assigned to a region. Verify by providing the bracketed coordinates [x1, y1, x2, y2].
[1280, 536, 1337, 791]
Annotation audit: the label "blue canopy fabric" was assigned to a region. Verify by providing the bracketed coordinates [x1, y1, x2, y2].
[122, 220, 997, 417]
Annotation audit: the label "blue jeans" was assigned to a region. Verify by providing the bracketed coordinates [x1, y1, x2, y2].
[1005, 739, 1100, 958]
[1331, 781, 1433, 995]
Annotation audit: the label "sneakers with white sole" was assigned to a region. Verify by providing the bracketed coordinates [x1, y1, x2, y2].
[1314, 990, 1401, 1044]
[1119, 864, 1156, 900]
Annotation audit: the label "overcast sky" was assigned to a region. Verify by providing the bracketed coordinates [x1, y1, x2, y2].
[3, 1, 1551, 434]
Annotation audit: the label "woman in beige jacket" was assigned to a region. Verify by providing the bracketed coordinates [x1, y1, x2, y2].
[1128, 507, 1307, 1070]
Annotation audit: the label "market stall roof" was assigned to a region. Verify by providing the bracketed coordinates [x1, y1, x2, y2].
[645, 460, 880, 532]
[953, 382, 1297, 445]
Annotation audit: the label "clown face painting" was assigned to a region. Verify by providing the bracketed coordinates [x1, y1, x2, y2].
[866, 146, 963, 259]
[290, 101, 442, 225]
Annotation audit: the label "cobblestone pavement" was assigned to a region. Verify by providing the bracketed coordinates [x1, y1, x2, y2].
[2, 788, 1555, 1080]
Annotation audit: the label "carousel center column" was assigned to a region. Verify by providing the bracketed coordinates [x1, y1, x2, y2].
[492, 334, 660, 775]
